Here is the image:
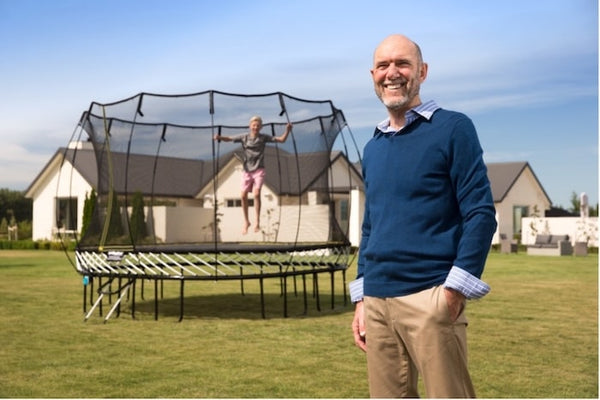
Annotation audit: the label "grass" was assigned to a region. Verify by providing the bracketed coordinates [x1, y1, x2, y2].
[0, 250, 597, 398]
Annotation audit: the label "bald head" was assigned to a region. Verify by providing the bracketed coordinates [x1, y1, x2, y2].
[374, 34, 423, 66]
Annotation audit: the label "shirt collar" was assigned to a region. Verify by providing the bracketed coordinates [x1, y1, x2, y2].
[377, 100, 440, 134]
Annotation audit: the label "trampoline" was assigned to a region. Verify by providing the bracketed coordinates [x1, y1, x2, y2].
[57, 90, 363, 321]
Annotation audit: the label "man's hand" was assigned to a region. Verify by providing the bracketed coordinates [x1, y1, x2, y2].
[352, 300, 367, 352]
[444, 287, 466, 322]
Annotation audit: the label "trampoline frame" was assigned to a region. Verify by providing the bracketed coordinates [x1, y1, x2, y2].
[77, 242, 350, 322]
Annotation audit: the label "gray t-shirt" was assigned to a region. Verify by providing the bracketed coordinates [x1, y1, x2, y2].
[233, 133, 275, 172]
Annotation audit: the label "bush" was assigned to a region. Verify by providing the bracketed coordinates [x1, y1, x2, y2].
[0, 240, 76, 251]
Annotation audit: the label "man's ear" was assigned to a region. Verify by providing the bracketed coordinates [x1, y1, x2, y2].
[419, 63, 428, 83]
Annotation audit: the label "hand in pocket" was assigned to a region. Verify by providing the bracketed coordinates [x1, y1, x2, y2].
[444, 288, 466, 322]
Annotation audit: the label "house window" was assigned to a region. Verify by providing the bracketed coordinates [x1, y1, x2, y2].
[513, 205, 529, 235]
[56, 197, 78, 231]
[340, 199, 349, 222]
[225, 198, 254, 207]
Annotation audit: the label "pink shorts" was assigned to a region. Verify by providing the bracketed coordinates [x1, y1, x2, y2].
[241, 168, 265, 192]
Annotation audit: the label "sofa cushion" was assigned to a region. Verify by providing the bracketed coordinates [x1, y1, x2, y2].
[549, 235, 569, 244]
[535, 235, 551, 245]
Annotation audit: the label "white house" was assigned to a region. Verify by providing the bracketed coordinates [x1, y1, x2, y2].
[25, 142, 364, 246]
[487, 161, 551, 243]
[28, 147, 579, 248]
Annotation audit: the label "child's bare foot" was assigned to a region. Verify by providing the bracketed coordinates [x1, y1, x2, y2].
[254, 224, 260, 233]
[242, 221, 250, 235]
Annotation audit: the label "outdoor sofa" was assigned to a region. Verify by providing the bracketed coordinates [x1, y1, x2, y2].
[527, 234, 573, 256]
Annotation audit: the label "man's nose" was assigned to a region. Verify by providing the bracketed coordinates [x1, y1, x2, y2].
[386, 64, 401, 80]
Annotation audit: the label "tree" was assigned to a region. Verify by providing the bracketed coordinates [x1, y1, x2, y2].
[0, 188, 32, 222]
[129, 191, 147, 242]
[81, 189, 96, 238]
[568, 191, 581, 215]
[568, 191, 598, 217]
[106, 191, 124, 240]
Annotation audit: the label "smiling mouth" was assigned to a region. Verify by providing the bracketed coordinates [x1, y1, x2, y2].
[384, 82, 406, 91]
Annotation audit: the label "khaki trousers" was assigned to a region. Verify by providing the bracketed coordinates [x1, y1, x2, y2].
[364, 286, 475, 398]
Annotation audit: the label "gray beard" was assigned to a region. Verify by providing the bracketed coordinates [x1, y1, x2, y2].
[382, 96, 409, 111]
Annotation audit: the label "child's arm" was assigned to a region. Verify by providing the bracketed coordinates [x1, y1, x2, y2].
[213, 134, 233, 142]
[273, 123, 292, 143]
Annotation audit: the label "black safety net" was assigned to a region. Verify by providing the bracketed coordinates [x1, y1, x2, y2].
[60, 90, 361, 253]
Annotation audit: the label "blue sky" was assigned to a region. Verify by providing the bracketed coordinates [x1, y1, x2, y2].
[0, 0, 597, 209]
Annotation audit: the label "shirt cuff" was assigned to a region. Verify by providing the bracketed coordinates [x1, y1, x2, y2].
[349, 277, 364, 303]
[443, 266, 490, 299]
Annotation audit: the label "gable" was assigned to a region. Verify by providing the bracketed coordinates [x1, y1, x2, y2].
[30, 144, 361, 200]
[486, 161, 551, 204]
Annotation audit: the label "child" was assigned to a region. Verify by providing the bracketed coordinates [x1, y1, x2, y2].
[215, 116, 292, 234]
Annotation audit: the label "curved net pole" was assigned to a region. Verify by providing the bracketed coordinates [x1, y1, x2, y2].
[123, 95, 146, 250]
[333, 111, 361, 266]
[338, 110, 363, 165]
[278, 93, 302, 252]
[267, 123, 284, 244]
[209, 91, 221, 275]
[318, 115, 338, 242]
[55, 113, 90, 272]
[98, 105, 115, 251]
[148, 123, 168, 248]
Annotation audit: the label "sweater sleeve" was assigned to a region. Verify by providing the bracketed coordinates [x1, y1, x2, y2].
[448, 116, 497, 278]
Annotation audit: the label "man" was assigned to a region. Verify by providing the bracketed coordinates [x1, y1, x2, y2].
[215, 116, 292, 234]
[350, 34, 497, 398]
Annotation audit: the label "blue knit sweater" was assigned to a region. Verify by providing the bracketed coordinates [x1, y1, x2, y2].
[357, 108, 497, 299]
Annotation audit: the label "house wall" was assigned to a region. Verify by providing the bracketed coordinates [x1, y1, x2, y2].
[521, 217, 598, 246]
[493, 167, 551, 243]
[349, 188, 365, 247]
[329, 158, 362, 190]
[150, 206, 213, 242]
[31, 163, 91, 241]
[217, 204, 331, 242]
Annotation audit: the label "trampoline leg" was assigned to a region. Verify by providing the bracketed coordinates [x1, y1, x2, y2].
[240, 268, 245, 296]
[117, 277, 122, 318]
[342, 269, 348, 306]
[131, 279, 137, 320]
[179, 280, 184, 322]
[293, 270, 298, 296]
[283, 275, 288, 318]
[302, 274, 308, 315]
[154, 280, 159, 321]
[89, 277, 94, 307]
[314, 273, 321, 312]
[83, 280, 87, 313]
[98, 277, 103, 317]
[278, 266, 284, 297]
[330, 271, 335, 310]
[141, 279, 145, 300]
[260, 278, 265, 319]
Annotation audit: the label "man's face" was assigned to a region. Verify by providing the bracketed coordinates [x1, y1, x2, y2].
[371, 37, 427, 112]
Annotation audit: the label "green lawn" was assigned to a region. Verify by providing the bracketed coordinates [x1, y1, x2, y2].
[0, 250, 597, 398]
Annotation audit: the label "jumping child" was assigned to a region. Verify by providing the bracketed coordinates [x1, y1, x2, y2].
[214, 116, 292, 234]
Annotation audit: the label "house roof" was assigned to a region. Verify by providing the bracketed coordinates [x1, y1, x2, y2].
[486, 161, 551, 204]
[32, 146, 361, 198]
[27, 147, 550, 206]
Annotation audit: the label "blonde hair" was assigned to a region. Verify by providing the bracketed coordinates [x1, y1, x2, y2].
[249, 116, 263, 126]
